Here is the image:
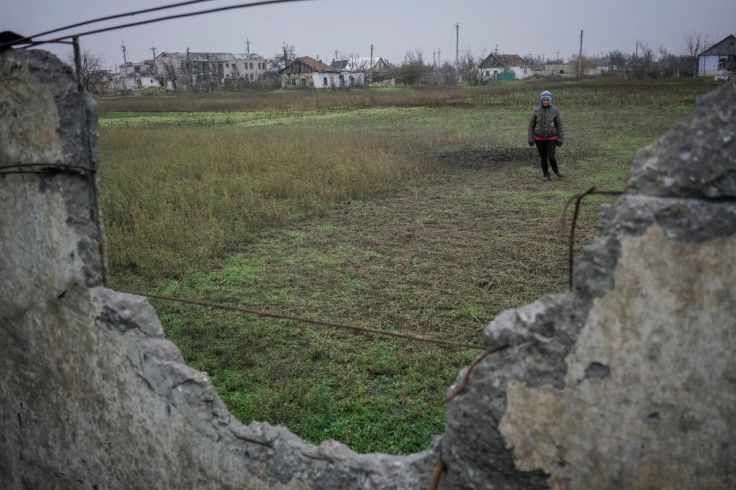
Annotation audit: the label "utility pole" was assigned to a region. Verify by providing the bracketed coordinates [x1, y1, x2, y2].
[370, 44, 374, 83]
[186, 47, 191, 80]
[151, 47, 157, 73]
[455, 22, 459, 73]
[121, 40, 128, 76]
[246, 38, 250, 79]
[437, 48, 441, 66]
[578, 29, 583, 78]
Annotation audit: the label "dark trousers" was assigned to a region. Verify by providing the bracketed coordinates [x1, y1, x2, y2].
[534, 139, 559, 176]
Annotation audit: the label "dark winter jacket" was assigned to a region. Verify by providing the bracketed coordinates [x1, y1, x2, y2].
[527, 104, 564, 145]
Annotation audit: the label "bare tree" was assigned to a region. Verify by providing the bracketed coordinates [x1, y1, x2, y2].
[345, 52, 368, 72]
[458, 48, 483, 86]
[65, 48, 106, 92]
[658, 45, 678, 78]
[607, 49, 628, 71]
[268, 43, 296, 72]
[682, 32, 712, 77]
[626, 41, 656, 79]
[438, 62, 458, 85]
[522, 54, 537, 67]
[398, 49, 427, 85]
[568, 54, 593, 78]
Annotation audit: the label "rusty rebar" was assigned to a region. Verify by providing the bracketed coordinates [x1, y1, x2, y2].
[120, 289, 486, 350]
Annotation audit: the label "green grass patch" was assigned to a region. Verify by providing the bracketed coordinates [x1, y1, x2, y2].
[101, 78, 713, 454]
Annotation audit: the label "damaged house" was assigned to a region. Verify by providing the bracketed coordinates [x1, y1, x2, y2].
[281, 56, 343, 88]
[148, 51, 269, 90]
[479, 53, 531, 81]
[331, 56, 391, 83]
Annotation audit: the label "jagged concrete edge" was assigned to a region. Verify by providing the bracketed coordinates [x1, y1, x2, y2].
[437, 78, 736, 488]
[0, 48, 439, 489]
[11, 48, 107, 288]
[93, 286, 438, 489]
[626, 79, 736, 199]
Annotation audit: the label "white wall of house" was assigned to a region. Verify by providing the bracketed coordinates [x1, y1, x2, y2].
[233, 57, 268, 81]
[538, 63, 572, 77]
[481, 65, 532, 81]
[583, 66, 605, 76]
[532, 63, 605, 78]
[116, 76, 137, 90]
[219, 57, 268, 82]
[139, 77, 159, 88]
[311, 72, 342, 88]
[699, 55, 724, 77]
[517, 66, 532, 79]
[340, 72, 364, 87]
[219, 60, 239, 80]
[110, 74, 159, 91]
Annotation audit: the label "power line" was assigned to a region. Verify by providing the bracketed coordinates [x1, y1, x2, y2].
[20, 0, 222, 43]
[1, 0, 311, 50]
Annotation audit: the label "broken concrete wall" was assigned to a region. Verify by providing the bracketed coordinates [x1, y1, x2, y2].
[0, 48, 435, 490]
[1, 47, 735, 489]
[440, 80, 736, 488]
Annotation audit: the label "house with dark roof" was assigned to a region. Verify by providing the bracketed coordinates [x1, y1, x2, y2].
[479, 53, 531, 81]
[281, 56, 343, 88]
[699, 34, 736, 79]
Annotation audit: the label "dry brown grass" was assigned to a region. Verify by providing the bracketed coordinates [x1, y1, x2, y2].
[101, 126, 424, 277]
[99, 77, 712, 454]
[95, 77, 715, 114]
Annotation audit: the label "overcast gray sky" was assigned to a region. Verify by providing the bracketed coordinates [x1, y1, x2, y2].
[5, 0, 736, 70]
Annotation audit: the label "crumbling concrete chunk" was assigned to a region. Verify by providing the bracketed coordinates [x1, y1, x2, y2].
[500, 226, 736, 489]
[626, 79, 736, 198]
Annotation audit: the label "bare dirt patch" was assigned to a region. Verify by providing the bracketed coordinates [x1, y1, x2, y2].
[429, 146, 539, 169]
[237, 159, 595, 345]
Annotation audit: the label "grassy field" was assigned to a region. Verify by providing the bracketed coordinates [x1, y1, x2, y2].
[97, 77, 717, 454]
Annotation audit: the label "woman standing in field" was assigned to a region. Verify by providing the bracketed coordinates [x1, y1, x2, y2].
[528, 90, 564, 182]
